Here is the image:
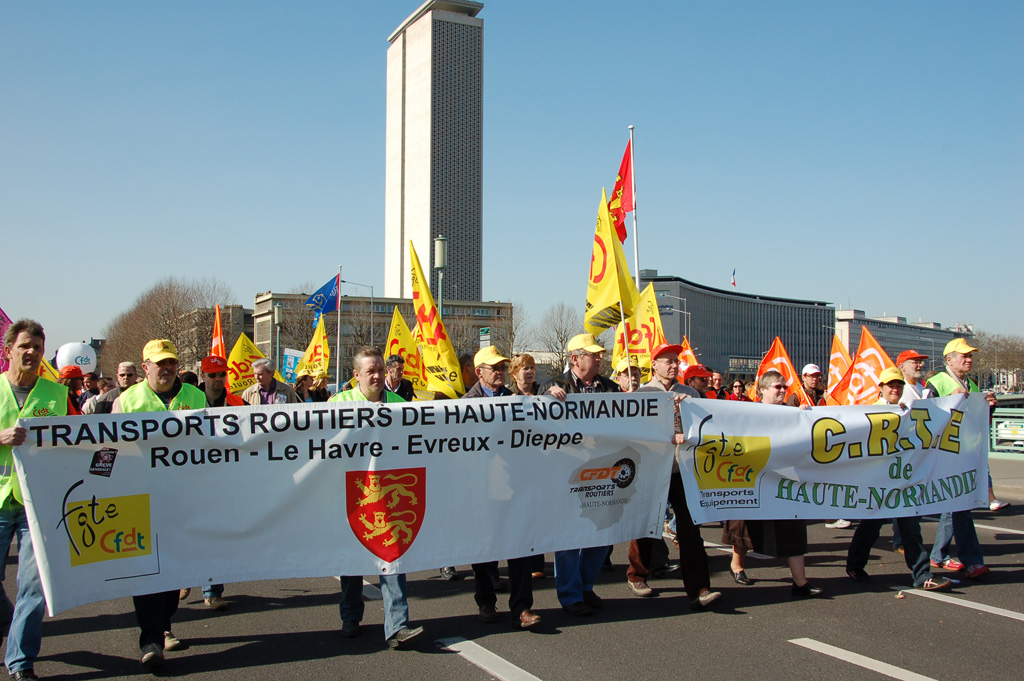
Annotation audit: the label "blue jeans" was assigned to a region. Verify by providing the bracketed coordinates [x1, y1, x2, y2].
[930, 510, 984, 567]
[339, 574, 409, 641]
[554, 547, 606, 607]
[202, 584, 224, 599]
[0, 504, 45, 674]
[848, 517, 932, 587]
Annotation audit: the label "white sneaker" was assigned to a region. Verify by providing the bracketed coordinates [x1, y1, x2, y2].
[990, 500, 1010, 512]
[825, 519, 852, 529]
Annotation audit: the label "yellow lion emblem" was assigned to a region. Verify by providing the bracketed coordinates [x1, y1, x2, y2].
[358, 510, 417, 546]
[354, 473, 419, 508]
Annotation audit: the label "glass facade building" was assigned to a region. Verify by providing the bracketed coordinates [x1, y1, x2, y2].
[640, 270, 835, 379]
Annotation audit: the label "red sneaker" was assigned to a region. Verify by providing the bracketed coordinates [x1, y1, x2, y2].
[966, 564, 990, 579]
[930, 558, 965, 571]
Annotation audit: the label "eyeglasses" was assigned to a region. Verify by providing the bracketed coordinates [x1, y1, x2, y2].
[482, 363, 508, 372]
[769, 384, 786, 391]
[207, 372, 227, 378]
[733, 384, 743, 388]
[655, 357, 679, 365]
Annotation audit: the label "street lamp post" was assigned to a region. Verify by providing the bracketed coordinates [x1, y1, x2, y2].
[433, 236, 448, 322]
[273, 302, 283, 370]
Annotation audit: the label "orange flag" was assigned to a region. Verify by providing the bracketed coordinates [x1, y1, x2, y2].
[826, 328, 895, 406]
[756, 337, 812, 406]
[211, 304, 227, 359]
[825, 334, 852, 398]
[678, 336, 698, 367]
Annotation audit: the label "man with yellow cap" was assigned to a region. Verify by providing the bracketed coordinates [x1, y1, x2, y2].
[542, 334, 620, 616]
[113, 339, 206, 669]
[0, 319, 68, 680]
[463, 345, 543, 628]
[612, 355, 641, 393]
[844, 367, 951, 591]
[924, 338, 996, 580]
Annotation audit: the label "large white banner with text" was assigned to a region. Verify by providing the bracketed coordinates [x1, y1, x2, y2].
[676, 394, 990, 525]
[15, 394, 675, 615]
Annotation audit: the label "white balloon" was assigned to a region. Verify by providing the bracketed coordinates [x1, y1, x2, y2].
[56, 342, 98, 372]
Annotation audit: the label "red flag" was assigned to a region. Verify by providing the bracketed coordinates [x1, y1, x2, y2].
[211, 304, 227, 359]
[607, 139, 633, 243]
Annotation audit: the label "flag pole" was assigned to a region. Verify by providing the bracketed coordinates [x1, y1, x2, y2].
[335, 265, 342, 394]
[619, 299, 634, 385]
[628, 125, 640, 290]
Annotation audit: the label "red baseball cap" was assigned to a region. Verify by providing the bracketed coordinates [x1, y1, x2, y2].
[59, 365, 84, 379]
[650, 343, 683, 360]
[201, 356, 229, 373]
[896, 349, 928, 365]
[682, 364, 713, 381]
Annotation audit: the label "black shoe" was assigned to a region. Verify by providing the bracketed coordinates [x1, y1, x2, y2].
[440, 566, 460, 581]
[846, 568, 872, 584]
[562, 601, 593, 616]
[341, 620, 361, 638]
[731, 570, 754, 585]
[11, 671, 39, 680]
[651, 561, 680, 577]
[792, 582, 824, 598]
[386, 625, 423, 649]
[478, 605, 499, 623]
[582, 590, 603, 609]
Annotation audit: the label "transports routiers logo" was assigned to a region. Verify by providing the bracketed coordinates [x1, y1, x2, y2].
[569, 448, 639, 530]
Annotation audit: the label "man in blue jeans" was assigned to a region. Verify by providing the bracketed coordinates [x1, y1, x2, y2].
[925, 338, 995, 580]
[0, 320, 69, 680]
[333, 347, 424, 648]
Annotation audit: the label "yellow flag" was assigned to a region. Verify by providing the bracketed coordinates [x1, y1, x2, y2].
[37, 357, 61, 382]
[612, 284, 666, 383]
[226, 333, 285, 395]
[385, 307, 431, 400]
[585, 188, 640, 335]
[409, 240, 466, 398]
[294, 315, 331, 379]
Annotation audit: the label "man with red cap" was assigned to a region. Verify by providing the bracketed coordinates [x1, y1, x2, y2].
[199, 355, 244, 408]
[896, 350, 932, 403]
[678, 363, 713, 399]
[629, 343, 722, 610]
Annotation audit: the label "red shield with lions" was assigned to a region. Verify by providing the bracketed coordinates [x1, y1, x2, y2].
[346, 468, 426, 562]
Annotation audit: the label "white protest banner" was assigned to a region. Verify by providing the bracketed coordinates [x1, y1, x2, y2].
[14, 394, 675, 615]
[676, 394, 990, 525]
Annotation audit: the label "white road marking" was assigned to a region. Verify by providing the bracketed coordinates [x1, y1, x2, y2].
[889, 587, 1024, 622]
[790, 638, 939, 681]
[922, 515, 1024, 536]
[329, 576, 382, 600]
[437, 637, 543, 681]
[702, 540, 771, 560]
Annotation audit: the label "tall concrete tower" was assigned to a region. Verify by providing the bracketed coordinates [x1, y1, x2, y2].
[384, 0, 484, 302]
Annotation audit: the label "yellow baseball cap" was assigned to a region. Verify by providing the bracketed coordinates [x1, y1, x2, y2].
[614, 356, 640, 374]
[143, 339, 179, 363]
[567, 333, 605, 353]
[878, 367, 905, 385]
[943, 338, 977, 356]
[474, 345, 510, 367]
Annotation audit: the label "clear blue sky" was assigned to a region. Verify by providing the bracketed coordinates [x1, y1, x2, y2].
[2, 0, 1022, 355]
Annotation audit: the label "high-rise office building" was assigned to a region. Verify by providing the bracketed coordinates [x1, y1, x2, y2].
[384, 0, 484, 302]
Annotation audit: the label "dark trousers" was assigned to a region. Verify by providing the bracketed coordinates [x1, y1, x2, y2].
[847, 516, 931, 586]
[133, 590, 179, 649]
[472, 557, 532, 616]
[627, 472, 710, 600]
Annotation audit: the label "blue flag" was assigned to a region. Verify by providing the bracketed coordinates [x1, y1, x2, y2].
[305, 275, 339, 328]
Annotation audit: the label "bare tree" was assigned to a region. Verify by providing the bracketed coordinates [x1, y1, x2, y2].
[535, 302, 583, 373]
[970, 330, 1024, 389]
[101, 277, 235, 374]
[492, 301, 532, 356]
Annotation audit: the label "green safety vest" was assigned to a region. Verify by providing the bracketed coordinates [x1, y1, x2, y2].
[926, 371, 979, 398]
[118, 381, 207, 413]
[0, 374, 68, 505]
[328, 387, 405, 403]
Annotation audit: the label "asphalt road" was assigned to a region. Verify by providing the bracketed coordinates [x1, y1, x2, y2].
[7, 462, 1024, 680]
